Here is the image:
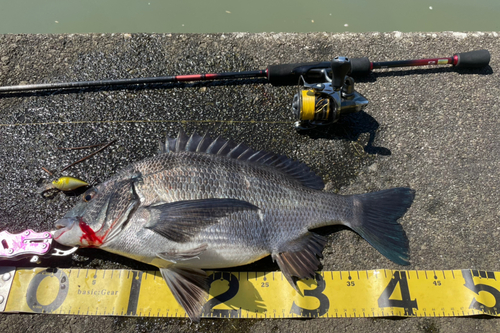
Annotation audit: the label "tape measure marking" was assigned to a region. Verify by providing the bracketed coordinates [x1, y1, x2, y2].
[3, 268, 500, 318]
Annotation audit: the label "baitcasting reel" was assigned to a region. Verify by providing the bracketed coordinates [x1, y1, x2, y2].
[291, 57, 369, 130]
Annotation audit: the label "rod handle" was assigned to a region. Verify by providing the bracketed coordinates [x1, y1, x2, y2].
[267, 61, 331, 86]
[349, 57, 372, 76]
[454, 49, 490, 68]
[267, 57, 373, 84]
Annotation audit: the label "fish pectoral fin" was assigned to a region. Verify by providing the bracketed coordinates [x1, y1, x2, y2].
[157, 243, 208, 263]
[272, 232, 326, 293]
[160, 266, 208, 322]
[144, 198, 259, 243]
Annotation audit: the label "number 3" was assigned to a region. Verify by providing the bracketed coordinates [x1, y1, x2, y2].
[289, 273, 330, 317]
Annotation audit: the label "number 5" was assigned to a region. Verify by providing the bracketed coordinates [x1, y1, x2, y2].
[462, 270, 500, 314]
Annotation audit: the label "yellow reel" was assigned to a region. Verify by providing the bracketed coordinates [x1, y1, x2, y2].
[298, 89, 331, 122]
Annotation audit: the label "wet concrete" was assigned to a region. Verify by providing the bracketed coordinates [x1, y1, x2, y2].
[0, 32, 499, 332]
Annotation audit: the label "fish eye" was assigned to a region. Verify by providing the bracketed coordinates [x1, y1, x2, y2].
[82, 188, 97, 202]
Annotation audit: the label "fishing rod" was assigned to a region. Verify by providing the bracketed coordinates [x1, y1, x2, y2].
[0, 50, 489, 92]
[0, 49, 490, 129]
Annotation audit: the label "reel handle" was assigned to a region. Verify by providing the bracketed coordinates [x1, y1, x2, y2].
[331, 57, 351, 90]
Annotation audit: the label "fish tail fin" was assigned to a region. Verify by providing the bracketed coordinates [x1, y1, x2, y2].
[347, 187, 415, 265]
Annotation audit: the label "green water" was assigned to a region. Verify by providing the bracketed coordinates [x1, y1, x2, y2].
[0, 0, 499, 34]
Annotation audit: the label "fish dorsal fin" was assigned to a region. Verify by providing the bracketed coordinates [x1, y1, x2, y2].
[159, 130, 324, 190]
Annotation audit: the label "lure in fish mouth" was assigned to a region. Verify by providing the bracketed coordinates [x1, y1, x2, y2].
[53, 130, 416, 322]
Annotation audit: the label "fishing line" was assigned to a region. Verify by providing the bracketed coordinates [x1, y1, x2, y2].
[0, 119, 294, 127]
[0, 119, 293, 127]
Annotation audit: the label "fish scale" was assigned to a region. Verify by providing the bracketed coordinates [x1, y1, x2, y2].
[53, 130, 415, 322]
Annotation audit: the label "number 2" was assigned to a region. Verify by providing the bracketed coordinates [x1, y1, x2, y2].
[202, 272, 241, 318]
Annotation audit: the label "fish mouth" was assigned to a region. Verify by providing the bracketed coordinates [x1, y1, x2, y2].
[55, 223, 65, 230]
[53, 218, 78, 242]
[55, 217, 77, 230]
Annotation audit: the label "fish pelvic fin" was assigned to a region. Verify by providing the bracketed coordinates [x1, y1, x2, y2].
[347, 187, 415, 265]
[157, 243, 208, 263]
[159, 130, 325, 190]
[145, 198, 259, 243]
[272, 232, 327, 293]
[160, 266, 208, 322]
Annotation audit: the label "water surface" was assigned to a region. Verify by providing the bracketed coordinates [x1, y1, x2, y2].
[0, 0, 498, 34]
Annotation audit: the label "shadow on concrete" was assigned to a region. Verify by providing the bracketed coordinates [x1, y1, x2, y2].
[299, 111, 391, 156]
[352, 66, 493, 83]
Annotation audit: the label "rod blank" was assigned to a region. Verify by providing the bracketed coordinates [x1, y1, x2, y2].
[0, 50, 490, 93]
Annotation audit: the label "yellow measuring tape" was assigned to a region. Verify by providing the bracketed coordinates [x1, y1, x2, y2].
[2, 267, 499, 318]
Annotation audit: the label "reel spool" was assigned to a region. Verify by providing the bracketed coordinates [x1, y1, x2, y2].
[292, 77, 341, 129]
[294, 88, 333, 123]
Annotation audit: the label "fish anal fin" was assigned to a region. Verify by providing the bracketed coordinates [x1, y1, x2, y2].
[145, 198, 259, 243]
[272, 232, 326, 292]
[157, 243, 208, 263]
[160, 267, 208, 322]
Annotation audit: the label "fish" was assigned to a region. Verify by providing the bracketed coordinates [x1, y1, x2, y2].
[53, 130, 415, 321]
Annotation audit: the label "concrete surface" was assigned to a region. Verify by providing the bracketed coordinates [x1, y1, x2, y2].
[0, 31, 499, 332]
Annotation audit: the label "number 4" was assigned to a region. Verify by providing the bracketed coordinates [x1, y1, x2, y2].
[378, 271, 418, 315]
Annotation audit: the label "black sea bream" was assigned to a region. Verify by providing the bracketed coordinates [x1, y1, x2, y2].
[53, 130, 415, 321]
